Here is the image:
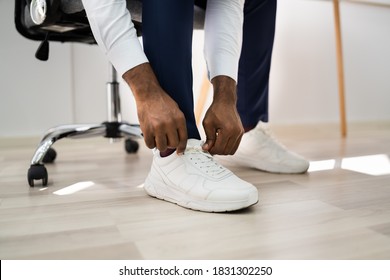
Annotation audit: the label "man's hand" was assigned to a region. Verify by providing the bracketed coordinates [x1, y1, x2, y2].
[202, 75, 244, 155]
[123, 63, 188, 154]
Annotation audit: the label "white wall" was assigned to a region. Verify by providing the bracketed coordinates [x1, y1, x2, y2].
[0, 1, 74, 137]
[1, 0, 390, 138]
[270, 0, 390, 123]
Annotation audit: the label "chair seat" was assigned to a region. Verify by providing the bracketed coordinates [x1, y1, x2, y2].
[60, 0, 84, 14]
[61, 0, 142, 24]
[18, 0, 204, 44]
[60, 0, 204, 29]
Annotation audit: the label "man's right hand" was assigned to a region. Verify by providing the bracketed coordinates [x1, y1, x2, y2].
[122, 63, 188, 154]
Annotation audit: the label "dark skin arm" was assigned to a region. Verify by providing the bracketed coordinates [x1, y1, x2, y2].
[123, 63, 243, 156]
[202, 75, 244, 155]
[123, 63, 188, 154]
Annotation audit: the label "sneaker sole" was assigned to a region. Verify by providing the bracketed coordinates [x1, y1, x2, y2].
[144, 176, 259, 213]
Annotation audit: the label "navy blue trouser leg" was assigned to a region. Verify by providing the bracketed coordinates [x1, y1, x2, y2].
[142, 0, 200, 140]
[142, 0, 276, 137]
[237, 0, 277, 128]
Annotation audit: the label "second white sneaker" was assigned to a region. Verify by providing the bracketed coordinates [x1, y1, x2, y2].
[221, 121, 310, 174]
[144, 139, 259, 212]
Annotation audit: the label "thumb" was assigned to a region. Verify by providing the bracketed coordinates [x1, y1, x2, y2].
[202, 126, 217, 151]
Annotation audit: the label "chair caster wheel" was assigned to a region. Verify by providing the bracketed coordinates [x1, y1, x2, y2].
[125, 138, 139, 154]
[42, 147, 57, 163]
[27, 164, 48, 187]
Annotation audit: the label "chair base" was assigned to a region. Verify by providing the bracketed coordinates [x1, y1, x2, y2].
[27, 121, 142, 187]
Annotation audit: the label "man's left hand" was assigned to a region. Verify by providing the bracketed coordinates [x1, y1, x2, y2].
[202, 75, 244, 155]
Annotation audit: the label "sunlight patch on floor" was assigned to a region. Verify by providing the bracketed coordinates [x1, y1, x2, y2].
[309, 154, 390, 176]
[53, 181, 95, 195]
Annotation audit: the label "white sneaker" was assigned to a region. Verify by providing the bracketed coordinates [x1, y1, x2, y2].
[144, 139, 259, 212]
[223, 121, 309, 174]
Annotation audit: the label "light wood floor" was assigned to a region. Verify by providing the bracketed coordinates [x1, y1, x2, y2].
[1, 122, 390, 260]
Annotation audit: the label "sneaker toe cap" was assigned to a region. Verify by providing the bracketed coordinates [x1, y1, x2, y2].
[282, 156, 310, 173]
[206, 179, 258, 203]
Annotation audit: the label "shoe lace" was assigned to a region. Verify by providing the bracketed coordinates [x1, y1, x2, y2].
[185, 145, 229, 177]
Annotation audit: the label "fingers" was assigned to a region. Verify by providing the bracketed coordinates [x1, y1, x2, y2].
[214, 132, 230, 155]
[176, 123, 188, 155]
[143, 133, 157, 150]
[210, 137, 239, 155]
[142, 121, 187, 154]
[203, 129, 243, 155]
[166, 130, 179, 150]
[155, 132, 168, 152]
[202, 125, 217, 152]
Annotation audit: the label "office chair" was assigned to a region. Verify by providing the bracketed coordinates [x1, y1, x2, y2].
[15, 0, 206, 187]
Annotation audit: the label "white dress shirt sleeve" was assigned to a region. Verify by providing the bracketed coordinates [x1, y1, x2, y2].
[81, 0, 244, 82]
[204, 0, 245, 83]
[81, 0, 148, 77]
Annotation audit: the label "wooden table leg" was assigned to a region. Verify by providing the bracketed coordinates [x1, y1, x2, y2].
[195, 71, 211, 125]
[333, 0, 347, 137]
